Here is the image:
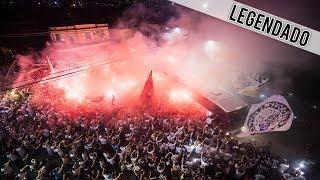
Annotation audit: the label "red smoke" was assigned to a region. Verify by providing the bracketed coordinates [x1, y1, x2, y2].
[10, 6, 255, 114]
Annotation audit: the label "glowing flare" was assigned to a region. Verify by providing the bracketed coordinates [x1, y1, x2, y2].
[173, 27, 181, 34]
[65, 89, 83, 102]
[106, 90, 115, 98]
[170, 89, 192, 102]
[204, 40, 218, 53]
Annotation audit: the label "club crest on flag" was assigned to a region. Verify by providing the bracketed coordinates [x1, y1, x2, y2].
[238, 95, 293, 137]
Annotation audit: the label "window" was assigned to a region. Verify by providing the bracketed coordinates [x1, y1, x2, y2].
[100, 30, 105, 38]
[85, 32, 91, 40]
[55, 34, 61, 41]
[69, 35, 74, 42]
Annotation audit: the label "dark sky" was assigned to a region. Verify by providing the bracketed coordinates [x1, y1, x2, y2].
[238, 0, 320, 31]
[237, 0, 320, 100]
[211, 0, 320, 165]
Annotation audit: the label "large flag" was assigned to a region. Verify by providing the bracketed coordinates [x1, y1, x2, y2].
[238, 95, 293, 137]
[232, 73, 268, 97]
[140, 71, 154, 107]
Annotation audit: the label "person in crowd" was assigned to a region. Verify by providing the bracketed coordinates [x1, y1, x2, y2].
[0, 90, 306, 179]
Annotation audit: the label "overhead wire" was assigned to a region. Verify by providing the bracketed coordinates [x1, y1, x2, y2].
[2, 36, 189, 92]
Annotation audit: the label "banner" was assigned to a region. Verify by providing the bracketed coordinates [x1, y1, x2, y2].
[238, 95, 293, 137]
[140, 71, 155, 107]
[232, 73, 268, 97]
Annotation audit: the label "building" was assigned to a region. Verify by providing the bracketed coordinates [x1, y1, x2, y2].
[49, 24, 110, 44]
[109, 28, 137, 41]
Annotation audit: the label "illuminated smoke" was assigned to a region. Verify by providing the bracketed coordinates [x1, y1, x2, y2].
[10, 4, 296, 110]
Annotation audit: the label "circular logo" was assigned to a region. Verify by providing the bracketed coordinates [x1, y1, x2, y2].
[247, 101, 291, 132]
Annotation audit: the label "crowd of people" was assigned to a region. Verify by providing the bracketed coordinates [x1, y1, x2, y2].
[0, 91, 306, 179]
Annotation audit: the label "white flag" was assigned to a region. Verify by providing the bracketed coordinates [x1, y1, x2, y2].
[238, 95, 293, 137]
[232, 73, 268, 97]
[205, 117, 213, 125]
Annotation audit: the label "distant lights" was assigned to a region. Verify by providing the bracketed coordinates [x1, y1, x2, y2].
[203, 3, 208, 9]
[173, 27, 181, 34]
[207, 40, 215, 45]
[260, 94, 266, 98]
[163, 27, 184, 42]
[204, 40, 218, 53]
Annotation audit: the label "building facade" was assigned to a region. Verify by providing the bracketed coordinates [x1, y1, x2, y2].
[49, 24, 110, 44]
[109, 28, 136, 41]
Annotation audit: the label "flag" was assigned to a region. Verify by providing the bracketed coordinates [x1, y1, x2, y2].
[238, 95, 293, 137]
[205, 117, 213, 125]
[140, 71, 154, 107]
[232, 73, 268, 97]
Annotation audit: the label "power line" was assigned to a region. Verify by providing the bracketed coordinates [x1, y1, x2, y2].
[0, 32, 50, 38]
[0, 28, 141, 38]
[9, 35, 188, 85]
[2, 37, 188, 92]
